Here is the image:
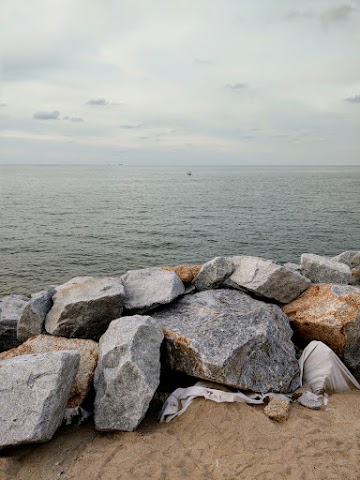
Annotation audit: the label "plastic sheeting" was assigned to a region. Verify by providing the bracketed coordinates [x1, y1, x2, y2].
[160, 340, 360, 423]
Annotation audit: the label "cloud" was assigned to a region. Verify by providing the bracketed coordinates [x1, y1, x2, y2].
[225, 82, 248, 90]
[33, 110, 60, 120]
[119, 124, 142, 129]
[344, 94, 360, 103]
[86, 98, 109, 106]
[285, 5, 357, 25]
[63, 116, 84, 122]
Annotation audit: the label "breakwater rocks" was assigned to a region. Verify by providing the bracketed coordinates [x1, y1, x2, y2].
[1, 251, 360, 448]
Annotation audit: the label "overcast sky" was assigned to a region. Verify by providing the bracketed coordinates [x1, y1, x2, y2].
[1, 0, 359, 165]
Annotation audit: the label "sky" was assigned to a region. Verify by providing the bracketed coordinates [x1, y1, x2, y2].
[1, 0, 360, 165]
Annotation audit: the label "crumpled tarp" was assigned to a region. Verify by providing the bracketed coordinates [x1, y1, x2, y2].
[160, 340, 360, 423]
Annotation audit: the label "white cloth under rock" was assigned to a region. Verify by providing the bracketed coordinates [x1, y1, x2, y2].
[160, 340, 360, 423]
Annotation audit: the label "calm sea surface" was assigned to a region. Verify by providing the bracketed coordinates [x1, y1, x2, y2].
[1, 165, 359, 295]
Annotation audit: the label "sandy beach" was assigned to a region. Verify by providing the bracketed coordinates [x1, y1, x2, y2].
[1, 391, 360, 480]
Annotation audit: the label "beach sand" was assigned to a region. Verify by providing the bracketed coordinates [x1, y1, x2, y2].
[1, 391, 360, 480]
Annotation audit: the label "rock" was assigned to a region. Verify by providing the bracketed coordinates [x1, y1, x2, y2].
[0, 295, 29, 352]
[195, 256, 234, 291]
[351, 268, 360, 286]
[121, 268, 185, 314]
[161, 265, 202, 284]
[331, 251, 359, 267]
[352, 253, 360, 268]
[300, 253, 352, 284]
[296, 391, 323, 410]
[17, 287, 56, 342]
[264, 398, 290, 422]
[283, 284, 360, 377]
[291, 385, 312, 400]
[0, 335, 98, 408]
[94, 315, 163, 431]
[152, 289, 300, 393]
[226, 256, 310, 303]
[0, 350, 79, 448]
[45, 277, 125, 340]
[283, 262, 302, 272]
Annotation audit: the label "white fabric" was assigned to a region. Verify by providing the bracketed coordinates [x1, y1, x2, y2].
[160, 340, 360, 423]
[298, 340, 360, 394]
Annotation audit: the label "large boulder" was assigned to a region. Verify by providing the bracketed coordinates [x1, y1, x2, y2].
[45, 277, 125, 340]
[300, 254, 352, 284]
[331, 251, 359, 267]
[283, 284, 360, 378]
[0, 350, 79, 448]
[152, 289, 300, 393]
[225, 256, 310, 303]
[195, 256, 234, 291]
[0, 335, 98, 408]
[161, 265, 202, 284]
[0, 295, 29, 352]
[17, 287, 56, 342]
[121, 268, 185, 313]
[94, 315, 164, 431]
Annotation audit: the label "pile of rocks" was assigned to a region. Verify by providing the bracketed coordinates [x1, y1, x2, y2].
[1, 251, 359, 448]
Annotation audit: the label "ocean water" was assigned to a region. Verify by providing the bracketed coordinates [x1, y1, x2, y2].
[1, 165, 359, 296]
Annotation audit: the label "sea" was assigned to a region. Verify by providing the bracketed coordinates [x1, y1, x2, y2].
[1, 164, 359, 296]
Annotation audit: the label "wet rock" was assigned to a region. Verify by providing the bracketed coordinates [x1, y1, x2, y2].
[45, 277, 125, 340]
[121, 268, 185, 314]
[17, 287, 56, 342]
[0, 335, 98, 408]
[331, 251, 359, 268]
[296, 391, 323, 410]
[161, 265, 202, 284]
[283, 284, 360, 378]
[226, 256, 310, 303]
[0, 350, 79, 448]
[0, 295, 29, 352]
[195, 256, 234, 291]
[94, 315, 163, 431]
[153, 289, 300, 393]
[264, 398, 290, 422]
[300, 254, 352, 284]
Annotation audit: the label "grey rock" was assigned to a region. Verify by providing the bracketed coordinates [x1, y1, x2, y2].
[195, 256, 234, 291]
[352, 253, 360, 268]
[301, 253, 352, 284]
[331, 251, 359, 267]
[153, 289, 300, 393]
[45, 277, 125, 340]
[121, 268, 185, 314]
[284, 262, 302, 272]
[226, 256, 310, 303]
[296, 391, 324, 410]
[0, 350, 79, 448]
[94, 315, 164, 431]
[0, 295, 29, 352]
[17, 287, 56, 342]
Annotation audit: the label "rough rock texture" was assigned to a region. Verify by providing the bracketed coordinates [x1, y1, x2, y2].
[226, 256, 310, 303]
[94, 315, 164, 431]
[0, 350, 79, 448]
[0, 335, 98, 408]
[264, 398, 290, 422]
[195, 256, 234, 291]
[283, 284, 360, 378]
[331, 251, 359, 267]
[17, 287, 56, 342]
[300, 254, 352, 284]
[121, 268, 185, 314]
[351, 268, 360, 286]
[45, 277, 125, 340]
[161, 265, 202, 284]
[352, 253, 360, 268]
[283, 263, 302, 272]
[153, 289, 300, 393]
[297, 391, 323, 410]
[0, 295, 29, 352]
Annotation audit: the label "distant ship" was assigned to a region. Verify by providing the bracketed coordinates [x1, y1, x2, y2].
[187, 171, 192, 176]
